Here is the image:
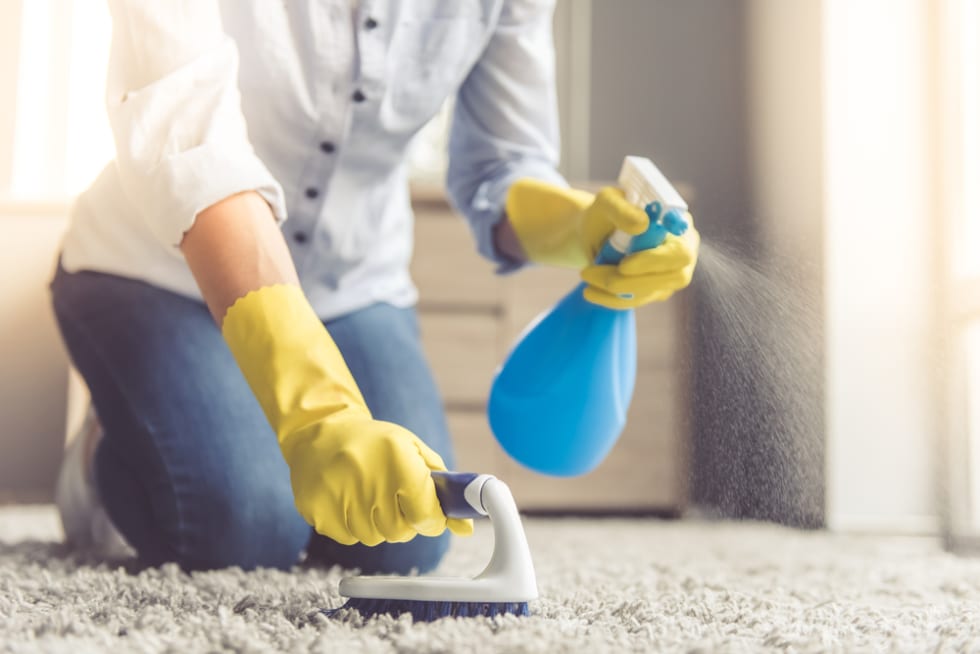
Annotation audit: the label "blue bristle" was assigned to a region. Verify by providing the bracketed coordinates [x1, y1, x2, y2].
[322, 598, 530, 621]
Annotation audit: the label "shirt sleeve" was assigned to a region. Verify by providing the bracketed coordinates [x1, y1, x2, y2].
[105, 0, 287, 248]
[446, 0, 568, 272]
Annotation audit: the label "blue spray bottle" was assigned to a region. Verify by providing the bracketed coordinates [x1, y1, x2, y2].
[488, 157, 689, 477]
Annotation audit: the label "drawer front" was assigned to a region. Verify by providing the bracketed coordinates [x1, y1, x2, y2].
[418, 312, 499, 406]
[412, 210, 501, 307]
[445, 411, 509, 476]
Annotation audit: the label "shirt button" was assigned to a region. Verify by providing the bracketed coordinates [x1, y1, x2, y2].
[305, 187, 319, 199]
[352, 89, 367, 103]
[364, 17, 379, 30]
[319, 141, 336, 154]
[293, 231, 308, 244]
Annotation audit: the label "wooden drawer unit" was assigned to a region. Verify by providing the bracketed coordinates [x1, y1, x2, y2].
[411, 187, 690, 513]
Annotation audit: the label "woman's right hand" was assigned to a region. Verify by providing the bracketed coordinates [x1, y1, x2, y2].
[281, 415, 472, 545]
[221, 284, 473, 546]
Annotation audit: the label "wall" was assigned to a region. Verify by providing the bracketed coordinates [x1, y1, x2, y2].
[0, 209, 70, 501]
[586, 0, 752, 229]
[822, 0, 939, 532]
[580, 0, 940, 530]
[740, 0, 939, 531]
[582, 0, 827, 525]
[733, 0, 828, 526]
[0, 2, 68, 501]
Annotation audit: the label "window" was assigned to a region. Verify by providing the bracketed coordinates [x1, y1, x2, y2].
[7, 0, 112, 200]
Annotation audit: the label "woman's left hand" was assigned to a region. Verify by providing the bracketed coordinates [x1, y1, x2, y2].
[581, 213, 700, 310]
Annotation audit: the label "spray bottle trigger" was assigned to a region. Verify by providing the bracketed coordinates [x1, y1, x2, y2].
[662, 209, 689, 236]
[628, 203, 668, 254]
[629, 205, 689, 254]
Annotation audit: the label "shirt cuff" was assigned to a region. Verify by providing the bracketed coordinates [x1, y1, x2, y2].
[461, 164, 567, 274]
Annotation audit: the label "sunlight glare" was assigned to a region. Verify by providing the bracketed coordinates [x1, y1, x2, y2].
[957, 0, 980, 278]
[10, 0, 51, 197]
[65, 1, 112, 196]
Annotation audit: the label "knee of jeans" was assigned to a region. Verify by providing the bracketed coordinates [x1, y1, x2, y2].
[178, 476, 309, 571]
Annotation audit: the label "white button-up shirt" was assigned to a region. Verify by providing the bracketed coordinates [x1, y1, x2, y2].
[61, 0, 566, 319]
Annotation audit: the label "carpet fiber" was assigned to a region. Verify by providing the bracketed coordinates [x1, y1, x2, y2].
[1, 505, 979, 653]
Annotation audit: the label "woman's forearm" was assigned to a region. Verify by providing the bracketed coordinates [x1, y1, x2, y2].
[180, 191, 300, 325]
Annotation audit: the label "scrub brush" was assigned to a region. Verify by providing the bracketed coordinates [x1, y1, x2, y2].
[325, 471, 537, 621]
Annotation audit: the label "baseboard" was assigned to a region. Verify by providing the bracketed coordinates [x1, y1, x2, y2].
[827, 513, 941, 536]
[0, 490, 54, 505]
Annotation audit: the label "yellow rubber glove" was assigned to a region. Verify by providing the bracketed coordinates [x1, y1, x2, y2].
[505, 178, 699, 309]
[221, 284, 473, 546]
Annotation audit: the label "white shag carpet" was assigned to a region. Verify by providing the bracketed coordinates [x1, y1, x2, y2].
[1, 505, 979, 653]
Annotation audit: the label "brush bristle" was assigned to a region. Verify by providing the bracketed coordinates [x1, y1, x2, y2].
[324, 598, 530, 621]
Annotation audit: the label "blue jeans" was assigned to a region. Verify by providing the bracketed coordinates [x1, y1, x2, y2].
[50, 266, 454, 573]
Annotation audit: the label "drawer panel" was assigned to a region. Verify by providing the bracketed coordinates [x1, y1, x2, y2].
[445, 411, 509, 477]
[412, 211, 501, 307]
[418, 312, 499, 406]
[636, 294, 687, 367]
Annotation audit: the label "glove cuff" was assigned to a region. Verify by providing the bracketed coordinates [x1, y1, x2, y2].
[221, 284, 369, 443]
[504, 178, 595, 269]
